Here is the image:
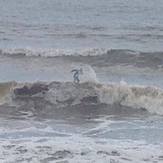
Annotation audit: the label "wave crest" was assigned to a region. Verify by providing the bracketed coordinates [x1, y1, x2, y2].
[5, 81, 162, 116]
[1, 48, 163, 69]
[0, 48, 107, 57]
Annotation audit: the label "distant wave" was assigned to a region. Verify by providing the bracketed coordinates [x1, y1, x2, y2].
[0, 48, 107, 57]
[1, 81, 163, 116]
[1, 48, 163, 69]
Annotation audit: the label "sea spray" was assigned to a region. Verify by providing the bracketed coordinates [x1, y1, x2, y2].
[7, 81, 163, 116]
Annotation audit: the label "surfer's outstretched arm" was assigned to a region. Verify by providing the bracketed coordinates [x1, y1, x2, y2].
[71, 69, 78, 73]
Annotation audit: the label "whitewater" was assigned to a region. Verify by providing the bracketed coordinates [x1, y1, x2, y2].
[0, 0, 163, 162]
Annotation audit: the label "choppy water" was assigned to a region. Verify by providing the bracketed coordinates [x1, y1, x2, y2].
[1, 0, 163, 162]
[0, 0, 163, 51]
[0, 110, 163, 163]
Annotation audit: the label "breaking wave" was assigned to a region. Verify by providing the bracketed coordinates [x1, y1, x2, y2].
[0, 82, 16, 104]
[0, 48, 107, 57]
[1, 48, 163, 69]
[1, 81, 163, 116]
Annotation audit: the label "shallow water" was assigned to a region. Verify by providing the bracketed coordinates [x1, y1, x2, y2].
[0, 106, 163, 163]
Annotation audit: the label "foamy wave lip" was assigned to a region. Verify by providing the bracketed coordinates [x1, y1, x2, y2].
[0, 48, 107, 57]
[0, 80, 163, 116]
[0, 82, 17, 105]
[1, 81, 160, 116]
[98, 83, 163, 115]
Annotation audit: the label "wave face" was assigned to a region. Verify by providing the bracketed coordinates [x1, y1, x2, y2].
[1, 81, 162, 116]
[1, 48, 163, 69]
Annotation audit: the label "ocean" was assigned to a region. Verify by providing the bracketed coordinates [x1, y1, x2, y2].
[0, 0, 163, 162]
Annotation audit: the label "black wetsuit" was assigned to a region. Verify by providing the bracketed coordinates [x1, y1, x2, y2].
[71, 69, 80, 83]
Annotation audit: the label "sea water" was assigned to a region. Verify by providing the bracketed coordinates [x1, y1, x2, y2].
[0, 0, 163, 162]
[0, 0, 163, 51]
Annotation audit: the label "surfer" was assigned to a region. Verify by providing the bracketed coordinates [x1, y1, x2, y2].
[71, 68, 83, 83]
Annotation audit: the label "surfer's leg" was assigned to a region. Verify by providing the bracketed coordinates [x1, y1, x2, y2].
[73, 75, 77, 83]
[76, 77, 80, 83]
[76, 73, 80, 83]
[74, 74, 80, 83]
[73, 74, 76, 83]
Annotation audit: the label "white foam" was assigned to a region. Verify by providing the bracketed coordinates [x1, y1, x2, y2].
[0, 48, 107, 57]
[97, 83, 163, 115]
[0, 82, 16, 105]
[0, 135, 162, 163]
[70, 64, 98, 83]
[44, 82, 163, 115]
[1, 80, 163, 116]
